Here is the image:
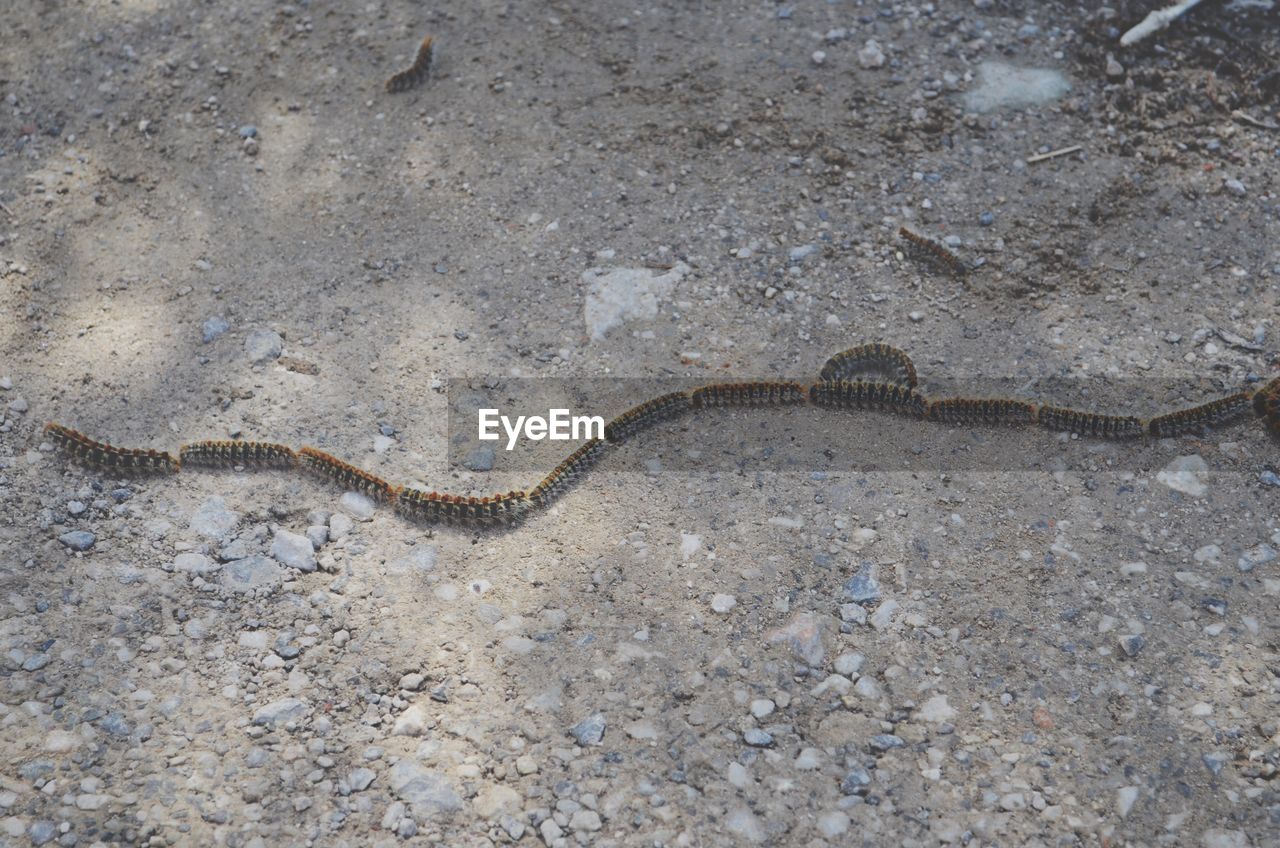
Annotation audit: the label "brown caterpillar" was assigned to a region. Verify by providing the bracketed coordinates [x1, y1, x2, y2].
[819, 343, 919, 388]
[928, 397, 1037, 427]
[44, 423, 178, 472]
[808, 380, 928, 418]
[179, 440, 297, 469]
[529, 438, 608, 508]
[605, 391, 694, 443]
[395, 488, 530, 525]
[1255, 377, 1280, 437]
[385, 35, 434, 93]
[898, 226, 968, 279]
[690, 381, 808, 408]
[297, 447, 399, 501]
[1037, 406, 1145, 440]
[1147, 392, 1254, 438]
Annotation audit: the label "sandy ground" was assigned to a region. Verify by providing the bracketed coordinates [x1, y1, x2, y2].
[2, 1, 1279, 846]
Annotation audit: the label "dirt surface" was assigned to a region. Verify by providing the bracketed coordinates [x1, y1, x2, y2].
[2, 1, 1279, 846]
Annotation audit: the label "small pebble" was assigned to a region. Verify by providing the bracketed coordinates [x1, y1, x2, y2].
[271, 528, 317, 572]
[979, 211, 994, 226]
[238, 124, 257, 138]
[1237, 544, 1276, 573]
[462, 445, 495, 472]
[743, 728, 774, 748]
[338, 492, 376, 521]
[58, 530, 95, 551]
[1223, 178, 1246, 197]
[202, 316, 230, 343]
[569, 714, 606, 746]
[710, 593, 737, 613]
[749, 699, 775, 719]
[244, 329, 284, 363]
[1119, 634, 1145, 657]
[811, 50, 826, 66]
[858, 39, 886, 69]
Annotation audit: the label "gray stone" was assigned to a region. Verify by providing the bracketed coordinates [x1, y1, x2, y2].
[220, 555, 284, 593]
[57, 530, 95, 551]
[743, 728, 774, 747]
[462, 445, 495, 472]
[1237, 544, 1276, 573]
[962, 61, 1071, 113]
[870, 734, 905, 751]
[328, 512, 354, 539]
[174, 552, 218, 576]
[842, 565, 880, 603]
[245, 329, 283, 363]
[238, 125, 257, 138]
[339, 491, 376, 521]
[788, 244, 818, 262]
[305, 524, 328, 549]
[349, 767, 376, 792]
[271, 529, 317, 572]
[201, 316, 230, 343]
[29, 821, 57, 846]
[388, 544, 438, 575]
[568, 713, 606, 746]
[857, 39, 886, 69]
[841, 766, 872, 795]
[388, 760, 463, 816]
[1119, 634, 1145, 657]
[1202, 751, 1229, 776]
[21, 654, 49, 671]
[1156, 454, 1209, 497]
[252, 697, 307, 727]
[1223, 178, 1246, 197]
[191, 496, 240, 538]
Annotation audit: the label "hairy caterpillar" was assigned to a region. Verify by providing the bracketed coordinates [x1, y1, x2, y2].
[395, 488, 530, 525]
[44, 423, 178, 472]
[179, 440, 297, 469]
[385, 35, 434, 93]
[808, 380, 928, 418]
[605, 391, 694, 443]
[529, 438, 608, 508]
[898, 226, 968, 279]
[690, 381, 808, 408]
[1255, 377, 1280, 437]
[1037, 406, 1145, 440]
[928, 397, 1038, 427]
[298, 447, 399, 501]
[819, 343, 918, 388]
[1147, 392, 1254, 438]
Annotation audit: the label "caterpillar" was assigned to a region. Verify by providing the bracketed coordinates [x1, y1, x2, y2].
[1147, 392, 1254, 438]
[1037, 406, 1145, 440]
[395, 488, 531, 526]
[297, 447, 399, 501]
[528, 438, 608, 509]
[1255, 377, 1280, 437]
[928, 397, 1038, 427]
[44, 423, 178, 472]
[898, 226, 968, 279]
[819, 343, 918, 388]
[690, 381, 808, 409]
[808, 380, 928, 418]
[605, 391, 694, 443]
[179, 440, 297, 469]
[385, 35, 434, 93]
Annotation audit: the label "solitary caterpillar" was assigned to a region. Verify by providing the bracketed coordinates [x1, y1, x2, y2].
[605, 392, 694, 443]
[1148, 392, 1254, 438]
[1255, 377, 1280, 437]
[690, 381, 808, 409]
[809, 380, 928, 418]
[928, 397, 1038, 427]
[819, 343, 918, 388]
[396, 488, 530, 526]
[529, 438, 608, 508]
[385, 35, 434, 93]
[298, 447, 399, 501]
[44, 423, 177, 472]
[898, 226, 968, 279]
[180, 440, 297, 469]
[1037, 406, 1145, 440]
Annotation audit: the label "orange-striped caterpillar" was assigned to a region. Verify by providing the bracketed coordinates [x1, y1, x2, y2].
[44, 423, 178, 472]
[928, 397, 1037, 427]
[808, 380, 928, 418]
[395, 488, 530, 525]
[605, 391, 693, 443]
[690, 381, 808, 408]
[1037, 406, 1144, 440]
[297, 447, 399, 501]
[528, 438, 608, 508]
[179, 440, 297, 469]
[1147, 392, 1254, 438]
[898, 226, 968, 279]
[819, 343, 918, 388]
[385, 35, 434, 93]
[1255, 377, 1280, 437]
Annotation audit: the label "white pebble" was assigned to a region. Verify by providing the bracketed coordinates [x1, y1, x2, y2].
[711, 593, 737, 613]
